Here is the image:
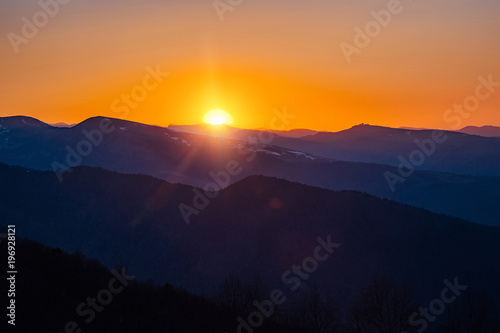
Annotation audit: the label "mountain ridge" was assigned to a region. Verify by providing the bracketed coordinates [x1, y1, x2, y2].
[459, 125, 500, 137]
[1, 162, 499, 308]
[1, 116, 500, 225]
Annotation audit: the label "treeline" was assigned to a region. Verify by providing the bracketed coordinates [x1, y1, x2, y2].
[0, 239, 297, 333]
[213, 274, 500, 333]
[0, 239, 498, 333]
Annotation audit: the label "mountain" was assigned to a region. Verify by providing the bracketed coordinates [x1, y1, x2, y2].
[1, 239, 294, 333]
[266, 128, 319, 138]
[1, 116, 500, 225]
[269, 124, 500, 177]
[459, 125, 500, 137]
[169, 124, 500, 177]
[168, 123, 236, 138]
[1, 163, 499, 308]
[0, 115, 50, 129]
[50, 121, 76, 128]
[399, 126, 430, 130]
[170, 122, 500, 177]
[0, 116, 327, 186]
[168, 124, 319, 139]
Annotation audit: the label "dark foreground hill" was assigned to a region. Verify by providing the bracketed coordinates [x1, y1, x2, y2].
[2, 240, 499, 332]
[0, 240, 298, 333]
[1, 163, 499, 311]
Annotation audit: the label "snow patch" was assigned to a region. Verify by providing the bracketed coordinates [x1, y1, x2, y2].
[0, 124, 9, 134]
[257, 149, 282, 156]
[163, 132, 190, 147]
[288, 150, 317, 160]
[288, 151, 307, 156]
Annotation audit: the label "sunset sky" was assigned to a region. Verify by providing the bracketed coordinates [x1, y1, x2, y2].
[1, 0, 499, 131]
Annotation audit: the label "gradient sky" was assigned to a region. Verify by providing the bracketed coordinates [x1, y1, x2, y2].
[1, 0, 499, 131]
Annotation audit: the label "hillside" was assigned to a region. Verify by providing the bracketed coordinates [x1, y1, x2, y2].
[1, 163, 499, 308]
[1, 117, 500, 225]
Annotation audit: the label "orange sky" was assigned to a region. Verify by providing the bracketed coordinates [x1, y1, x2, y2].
[1, 0, 499, 131]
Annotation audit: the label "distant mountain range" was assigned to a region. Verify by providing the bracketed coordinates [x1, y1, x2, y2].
[169, 124, 500, 177]
[399, 125, 500, 137]
[459, 125, 500, 137]
[1, 163, 499, 307]
[268, 124, 500, 177]
[171, 122, 500, 176]
[1, 116, 500, 225]
[169, 123, 320, 139]
[50, 122, 75, 128]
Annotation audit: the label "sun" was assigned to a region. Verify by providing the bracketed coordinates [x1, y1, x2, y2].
[203, 109, 234, 126]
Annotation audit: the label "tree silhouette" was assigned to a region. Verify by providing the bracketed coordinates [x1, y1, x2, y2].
[347, 277, 416, 333]
[215, 274, 247, 312]
[286, 283, 338, 333]
[214, 273, 268, 314]
[443, 287, 500, 333]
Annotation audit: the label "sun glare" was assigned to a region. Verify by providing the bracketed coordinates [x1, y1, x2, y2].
[203, 109, 234, 126]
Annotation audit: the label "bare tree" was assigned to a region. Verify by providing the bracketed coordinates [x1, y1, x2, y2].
[215, 274, 247, 312]
[443, 287, 500, 333]
[290, 283, 338, 333]
[347, 277, 416, 333]
[214, 273, 269, 314]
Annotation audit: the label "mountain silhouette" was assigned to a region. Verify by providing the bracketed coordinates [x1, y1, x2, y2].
[459, 125, 500, 137]
[269, 124, 500, 177]
[1, 163, 499, 308]
[1, 116, 499, 225]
